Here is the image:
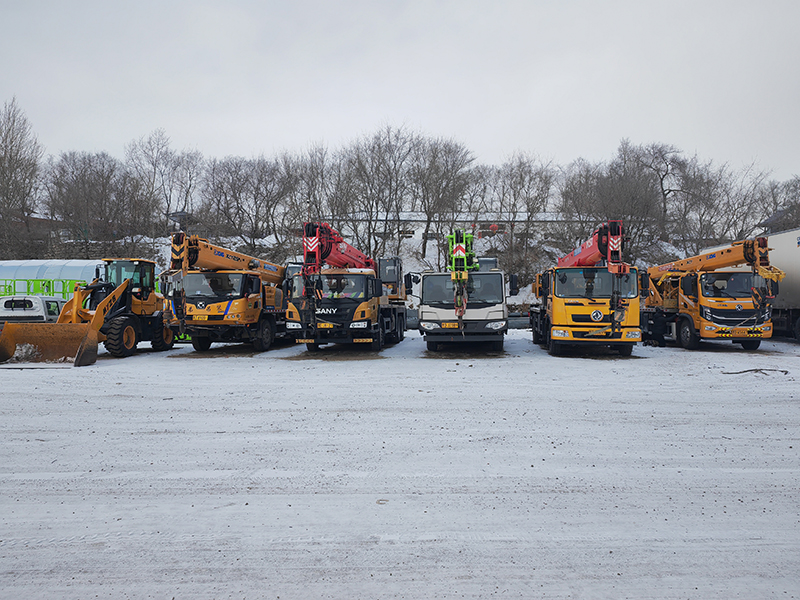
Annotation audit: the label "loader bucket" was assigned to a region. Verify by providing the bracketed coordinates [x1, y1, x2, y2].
[0, 323, 99, 366]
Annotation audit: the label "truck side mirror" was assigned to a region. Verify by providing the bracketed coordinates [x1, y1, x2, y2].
[404, 273, 413, 292]
[639, 272, 649, 297]
[509, 274, 519, 296]
[680, 275, 697, 299]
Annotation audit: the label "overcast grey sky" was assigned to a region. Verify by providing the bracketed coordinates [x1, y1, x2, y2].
[3, 0, 798, 180]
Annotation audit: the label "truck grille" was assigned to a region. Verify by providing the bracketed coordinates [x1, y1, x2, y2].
[707, 308, 762, 327]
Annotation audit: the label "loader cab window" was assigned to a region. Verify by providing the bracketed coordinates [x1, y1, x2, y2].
[105, 261, 154, 290]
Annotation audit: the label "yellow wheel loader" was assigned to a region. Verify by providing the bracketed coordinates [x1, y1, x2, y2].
[0, 259, 174, 366]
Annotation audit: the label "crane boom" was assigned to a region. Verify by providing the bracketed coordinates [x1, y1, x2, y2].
[169, 232, 285, 284]
[648, 237, 784, 282]
[558, 220, 629, 274]
[301, 222, 375, 274]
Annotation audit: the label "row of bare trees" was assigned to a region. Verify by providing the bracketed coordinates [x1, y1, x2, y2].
[2, 97, 798, 285]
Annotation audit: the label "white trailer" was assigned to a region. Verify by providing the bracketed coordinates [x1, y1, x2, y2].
[767, 227, 800, 340]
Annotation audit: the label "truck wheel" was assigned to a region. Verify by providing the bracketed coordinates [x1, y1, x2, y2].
[252, 318, 274, 351]
[740, 340, 761, 350]
[371, 325, 384, 351]
[306, 342, 320, 351]
[547, 336, 562, 356]
[151, 326, 175, 352]
[426, 340, 439, 352]
[532, 324, 541, 344]
[398, 316, 405, 342]
[491, 340, 504, 352]
[616, 343, 633, 357]
[191, 336, 212, 351]
[105, 316, 138, 357]
[678, 319, 700, 350]
[794, 317, 800, 342]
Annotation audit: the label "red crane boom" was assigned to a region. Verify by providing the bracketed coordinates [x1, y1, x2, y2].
[558, 220, 629, 274]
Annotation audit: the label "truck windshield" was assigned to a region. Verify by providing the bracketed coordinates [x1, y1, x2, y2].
[184, 273, 244, 299]
[700, 272, 756, 299]
[291, 274, 367, 299]
[554, 268, 638, 299]
[421, 273, 504, 306]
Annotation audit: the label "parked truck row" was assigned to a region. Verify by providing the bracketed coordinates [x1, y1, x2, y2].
[1, 223, 798, 366]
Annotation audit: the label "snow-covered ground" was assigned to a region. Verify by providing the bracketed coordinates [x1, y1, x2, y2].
[2, 331, 799, 599]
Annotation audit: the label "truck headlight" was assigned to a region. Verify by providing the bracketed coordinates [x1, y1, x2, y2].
[419, 322, 440, 331]
[286, 322, 301, 330]
[350, 321, 368, 329]
[485, 321, 506, 330]
[701, 306, 712, 321]
[551, 329, 569, 338]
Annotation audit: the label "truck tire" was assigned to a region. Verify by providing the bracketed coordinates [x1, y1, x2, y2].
[105, 316, 138, 357]
[532, 322, 541, 345]
[252, 317, 274, 351]
[794, 317, 800, 342]
[740, 339, 761, 350]
[491, 340, 504, 352]
[306, 342, 320, 351]
[678, 319, 700, 350]
[371, 325, 384, 351]
[547, 335, 562, 356]
[426, 340, 440, 352]
[150, 325, 175, 352]
[616, 343, 633, 357]
[191, 336, 212, 351]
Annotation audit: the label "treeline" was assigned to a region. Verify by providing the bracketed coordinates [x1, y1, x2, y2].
[1, 97, 798, 285]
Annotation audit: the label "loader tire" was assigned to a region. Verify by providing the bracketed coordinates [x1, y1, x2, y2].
[105, 316, 138, 357]
[191, 336, 212, 351]
[151, 325, 175, 352]
[252, 318, 274, 352]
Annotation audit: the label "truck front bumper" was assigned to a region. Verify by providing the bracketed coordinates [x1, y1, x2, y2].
[419, 319, 507, 342]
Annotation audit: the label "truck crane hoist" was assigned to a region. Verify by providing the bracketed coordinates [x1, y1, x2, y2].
[164, 233, 290, 352]
[287, 222, 406, 351]
[447, 229, 479, 319]
[530, 220, 641, 356]
[642, 237, 785, 350]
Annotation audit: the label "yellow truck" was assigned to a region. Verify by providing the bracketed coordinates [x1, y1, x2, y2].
[530, 221, 641, 356]
[164, 233, 292, 352]
[641, 237, 785, 350]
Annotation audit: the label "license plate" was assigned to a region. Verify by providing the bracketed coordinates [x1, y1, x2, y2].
[442, 322, 459, 329]
[193, 315, 208, 321]
[296, 339, 315, 344]
[317, 323, 333, 329]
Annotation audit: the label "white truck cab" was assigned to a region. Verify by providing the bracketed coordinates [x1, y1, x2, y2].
[0, 295, 66, 330]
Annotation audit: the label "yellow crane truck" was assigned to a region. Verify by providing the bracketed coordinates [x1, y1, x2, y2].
[641, 237, 785, 350]
[0, 258, 174, 366]
[164, 232, 291, 352]
[530, 221, 641, 356]
[285, 222, 407, 351]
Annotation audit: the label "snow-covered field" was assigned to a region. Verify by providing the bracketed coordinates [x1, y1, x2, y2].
[1, 330, 799, 599]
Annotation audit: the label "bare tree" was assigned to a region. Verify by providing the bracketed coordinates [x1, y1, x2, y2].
[409, 136, 474, 266]
[125, 129, 204, 235]
[0, 97, 45, 258]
